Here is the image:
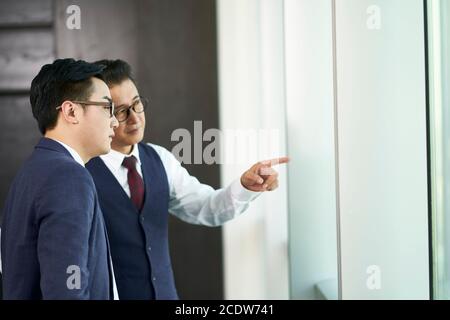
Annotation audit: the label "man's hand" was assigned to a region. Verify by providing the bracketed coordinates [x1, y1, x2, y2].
[240, 156, 290, 192]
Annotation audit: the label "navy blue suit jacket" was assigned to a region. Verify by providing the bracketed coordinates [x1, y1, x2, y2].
[1, 138, 112, 299]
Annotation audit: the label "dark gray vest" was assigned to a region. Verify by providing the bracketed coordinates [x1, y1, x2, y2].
[87, 143, 177, 300]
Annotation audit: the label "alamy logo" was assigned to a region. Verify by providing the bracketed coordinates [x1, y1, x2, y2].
[366, 5, 381, 30]
[66, 265, 81, 290]
[66, 5, 81, 30]
[366, 265, 381, 290]
[171, 121, 281, 165]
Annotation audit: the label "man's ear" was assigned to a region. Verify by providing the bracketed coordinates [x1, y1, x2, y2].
[59, 101, 80, 124]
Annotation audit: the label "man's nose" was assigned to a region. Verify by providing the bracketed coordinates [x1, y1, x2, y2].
[111, 116, 119, 129]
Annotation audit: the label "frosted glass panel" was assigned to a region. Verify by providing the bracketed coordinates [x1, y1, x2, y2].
[335, 0, 429, 299]
[427, 0, 450, 300]
[285, 0, 338, 300]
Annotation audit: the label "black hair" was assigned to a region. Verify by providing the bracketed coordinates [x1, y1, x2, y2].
[93, 59, 136, 87]
[30, 58, 105, 134]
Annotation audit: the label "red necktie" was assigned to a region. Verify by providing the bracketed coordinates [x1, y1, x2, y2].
[122, 156, 145, 211]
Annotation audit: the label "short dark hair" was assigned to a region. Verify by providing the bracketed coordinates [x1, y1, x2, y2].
[30, 58, 105, 134]
[93, 59, 136, 87]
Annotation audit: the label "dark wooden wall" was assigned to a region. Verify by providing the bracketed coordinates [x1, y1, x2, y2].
[0, 0, 55, 300]
[0, 0, 223, 299]
[0, 0, 54, 215]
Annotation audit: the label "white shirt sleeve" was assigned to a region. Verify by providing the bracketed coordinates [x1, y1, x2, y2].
[148, 143, 262, 226]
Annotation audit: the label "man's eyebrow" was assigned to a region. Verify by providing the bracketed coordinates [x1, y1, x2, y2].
[102, 96, 112, 102]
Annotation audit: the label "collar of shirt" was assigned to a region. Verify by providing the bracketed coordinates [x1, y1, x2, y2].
[52, 139, 85, 167]
[100, 144, 142, 172]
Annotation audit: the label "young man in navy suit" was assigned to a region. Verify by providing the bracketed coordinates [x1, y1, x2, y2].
[86, 60, 289, 299]
[1, 59, 119, 299]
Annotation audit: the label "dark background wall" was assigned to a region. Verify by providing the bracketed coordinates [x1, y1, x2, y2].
[0, 0, 223, 299]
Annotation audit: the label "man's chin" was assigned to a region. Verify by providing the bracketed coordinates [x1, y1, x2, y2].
[100, 145, 111, 155]
[125, 134, 144, 145]
[110, 137, 142, 152]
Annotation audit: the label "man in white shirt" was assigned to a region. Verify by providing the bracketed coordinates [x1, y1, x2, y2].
[86, 59, 289, 299]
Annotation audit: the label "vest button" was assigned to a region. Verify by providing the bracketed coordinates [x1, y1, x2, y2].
[148, 246, 152, 251]
[153, 277, 156, 282]
[141, 216, 145, 222]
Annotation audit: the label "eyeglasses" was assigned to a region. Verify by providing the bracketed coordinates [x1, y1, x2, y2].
[56, 99, 115, 118]
[114, 96, 148, 122]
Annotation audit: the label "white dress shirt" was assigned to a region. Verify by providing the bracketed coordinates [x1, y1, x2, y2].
[100, 143, 262, 226]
